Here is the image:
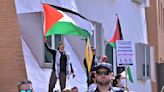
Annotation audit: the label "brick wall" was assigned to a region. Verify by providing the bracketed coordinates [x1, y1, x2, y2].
[0, 0, 27, 92]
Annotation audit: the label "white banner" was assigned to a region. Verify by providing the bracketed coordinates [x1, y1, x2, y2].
[116, 40, 134, 66]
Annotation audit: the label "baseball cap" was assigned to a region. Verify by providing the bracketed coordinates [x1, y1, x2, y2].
[94, 63, 113, 72]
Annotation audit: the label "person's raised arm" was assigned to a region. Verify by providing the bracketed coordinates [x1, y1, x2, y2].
[70, 63, 75, 78]
[44, 37, 56, 53]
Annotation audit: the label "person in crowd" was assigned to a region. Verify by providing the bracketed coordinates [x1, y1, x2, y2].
[83, 47, 97, 88]
[88, 72, 97, 91]
[45, 40, 75, 92]
[62, 88, 71, 92]
[18, 80, 34, 92]
[99, 55, 108, 63]
[161, 86, 164, 92]
[71, 86, 78, 92]
[112, 74, 126, 92]
[89, 62, 113, 92]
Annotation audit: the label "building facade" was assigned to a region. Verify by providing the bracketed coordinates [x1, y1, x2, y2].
[1, 0, 162, 92]
[146, 0, 164, 91]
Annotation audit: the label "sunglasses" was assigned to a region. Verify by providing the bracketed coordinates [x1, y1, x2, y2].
[19, 89, 32, 92]
[96, 70, 111, 76]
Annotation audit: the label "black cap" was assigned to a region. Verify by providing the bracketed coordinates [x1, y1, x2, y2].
[94, 63, 113, 72]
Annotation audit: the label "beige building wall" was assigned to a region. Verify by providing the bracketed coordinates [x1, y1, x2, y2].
[145, 0, 158, 63]
[157, 0, 164, 63]
[146, 0, 164, 92]
[0, 0, 27, 92]
[146, 0, 164, 63]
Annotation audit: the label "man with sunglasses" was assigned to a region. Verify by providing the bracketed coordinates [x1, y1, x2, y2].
[18, 80, 34, 92]
[91, 62, 113, 92]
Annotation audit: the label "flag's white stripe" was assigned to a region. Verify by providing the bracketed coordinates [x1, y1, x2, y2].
[58, 10, 76, 24]
[58, 10, 93, 35]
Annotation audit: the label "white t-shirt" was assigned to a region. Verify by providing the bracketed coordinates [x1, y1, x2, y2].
[89, 83, 97, 90]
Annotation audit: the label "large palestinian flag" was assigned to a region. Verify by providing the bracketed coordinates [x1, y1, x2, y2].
[42, 4, 93, 38]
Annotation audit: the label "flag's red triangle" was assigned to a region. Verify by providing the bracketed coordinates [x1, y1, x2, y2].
[43, 4, 63, 35]
[109, 16, 123, 43]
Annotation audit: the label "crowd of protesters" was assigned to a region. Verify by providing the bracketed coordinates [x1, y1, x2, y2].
[18, 40, 129, 92]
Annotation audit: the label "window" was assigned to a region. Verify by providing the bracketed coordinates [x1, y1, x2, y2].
[45, 36, 53, 63]
[135, 43, 151, 80]
[45, 35, 62, 63]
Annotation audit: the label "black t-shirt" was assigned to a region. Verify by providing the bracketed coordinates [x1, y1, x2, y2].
[94, 87, 112, 92]
[59, 51, 67, 74]
[45, 43, 73, 74]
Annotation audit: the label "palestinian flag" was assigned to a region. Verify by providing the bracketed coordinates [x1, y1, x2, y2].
[127, 66, 133, 83]
[108, 16, 123, 48]
[107, 16, 133, 83]
[42, 4, 93, 38]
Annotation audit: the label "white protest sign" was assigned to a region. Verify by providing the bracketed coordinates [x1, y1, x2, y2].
[116, 40, 134, 66]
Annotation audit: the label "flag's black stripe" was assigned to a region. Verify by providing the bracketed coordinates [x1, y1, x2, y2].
[117, 17, 123, 40]
[49, 4, 88, 20]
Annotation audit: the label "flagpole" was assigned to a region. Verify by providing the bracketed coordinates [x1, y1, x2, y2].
[125, 66, 129, 92]
[113, 48, 117, 76]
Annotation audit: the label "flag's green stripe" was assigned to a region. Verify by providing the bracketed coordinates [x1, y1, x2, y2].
[107, 42, 116, 48]
[128, 66, 133, 83]
[46, 22, 90, 38]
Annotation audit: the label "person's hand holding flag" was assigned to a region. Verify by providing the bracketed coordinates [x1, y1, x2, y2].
[72, 73, 75, 78]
